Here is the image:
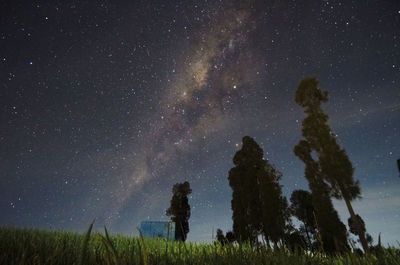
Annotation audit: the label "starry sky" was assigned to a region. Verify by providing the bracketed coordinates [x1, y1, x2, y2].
[1, 1, 399, 246]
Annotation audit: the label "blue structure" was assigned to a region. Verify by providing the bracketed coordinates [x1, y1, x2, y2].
[140, 221, 175, 240]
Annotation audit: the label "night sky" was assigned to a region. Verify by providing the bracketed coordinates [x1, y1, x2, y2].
[1, 1, 399, 245]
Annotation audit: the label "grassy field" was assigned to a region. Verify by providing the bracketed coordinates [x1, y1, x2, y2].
[0, 225, 399, 265]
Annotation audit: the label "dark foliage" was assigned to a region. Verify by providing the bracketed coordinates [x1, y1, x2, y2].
[348, 214, 366, 236]
[295, 77, 369, 253]
[290, 190, 316, 248]
[284, 230, 308, 253]
[225, 231, 236, 243]
[166, 181, 192, 241]
[216, 229, 227, 245]
[294, 140, 349, 253]
[228, 136, 288, 245]
[215, 229, 236, 245]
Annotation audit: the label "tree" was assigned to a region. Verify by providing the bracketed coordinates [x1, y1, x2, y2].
[225, 231, 236, 243]
[294, 140, 349, 253]
[216, 229, 227, 245]
[259, 169, 289, 247]
[348, 214, 373, 248]
[290, 190, 316, 248]
[215, 229, 236, 245]
[284, 230, 308, 252]
[228, 136, 287, 246]
[228, 136, 262, 244]
[295, 78, 369, 252]
[166, 181, 192, 241]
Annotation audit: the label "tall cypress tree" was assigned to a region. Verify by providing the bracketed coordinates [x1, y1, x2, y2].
[259, 160, 288, 246]
[228, 136, 287, 245]
[294, 140, 349, 253]
[166, 181, 192, 241]
[229, 136, 262, 244]
[295, 78, 368, 252]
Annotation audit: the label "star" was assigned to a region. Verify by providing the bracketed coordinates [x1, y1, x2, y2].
[0, 0, 398, 246]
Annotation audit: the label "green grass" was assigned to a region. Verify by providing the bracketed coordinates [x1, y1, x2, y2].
[0, 226, 399, 265]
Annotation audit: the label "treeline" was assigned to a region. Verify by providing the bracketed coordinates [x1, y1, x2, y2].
[168, 78, 377, 254]
[220, 78, 373, 253]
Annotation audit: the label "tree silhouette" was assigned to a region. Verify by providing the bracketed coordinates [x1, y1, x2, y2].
[215, 229, 236, 245]
[216, 229, 227, 245]
[225, 231, 236, 243]
[290, 189, 316, 248]
[259, 165, 289, 247]
[228, 136, 262, 244]
[228, 136, 287, 246]
[166, 181, 192, 241]
[295, 78, 369, 252]
[348, 214, 374, 248]
[284, 230, 308, 252]
[294, 140, 349, 253]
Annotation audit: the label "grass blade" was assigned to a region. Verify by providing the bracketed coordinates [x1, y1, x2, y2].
[79, 219, 95, 265]
[137, 227, 149, 265]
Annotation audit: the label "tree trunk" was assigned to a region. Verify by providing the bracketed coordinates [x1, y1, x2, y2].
[265, 235, 271, 249]
[304, 226, 313, 253]
[343, 195, 369, 253]
[273, 241, 278, 251]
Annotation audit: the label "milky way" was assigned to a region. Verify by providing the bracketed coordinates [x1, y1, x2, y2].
[0, 1, 399, 244]
[108, 4, 257, 218]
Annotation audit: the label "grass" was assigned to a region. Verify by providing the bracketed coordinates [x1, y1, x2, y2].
[0, 226, 399, 265]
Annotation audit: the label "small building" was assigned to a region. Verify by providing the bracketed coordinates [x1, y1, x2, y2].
[139, 221, 175, 240]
